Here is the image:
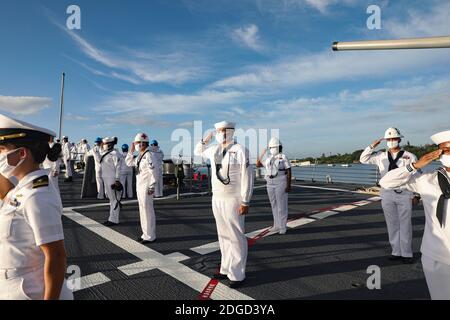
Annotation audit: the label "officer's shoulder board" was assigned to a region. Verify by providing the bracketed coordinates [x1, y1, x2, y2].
[32, 175, 49, 189]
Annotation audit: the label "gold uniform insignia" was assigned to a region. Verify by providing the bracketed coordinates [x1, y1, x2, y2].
[32, 175, 49, 189]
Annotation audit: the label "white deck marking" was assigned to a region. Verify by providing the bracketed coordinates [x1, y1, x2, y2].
[63, 209, 252, 300]
[191, 196, 381, 255]
[66, 192, 209, 210]
[291, 184, 358, 193]
[72, 272, 111, 292]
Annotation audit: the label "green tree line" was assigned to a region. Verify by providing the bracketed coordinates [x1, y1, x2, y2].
[294, 143, 438, 165]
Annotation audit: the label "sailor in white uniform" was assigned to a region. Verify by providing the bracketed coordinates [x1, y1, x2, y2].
[100, 137, 123, 226]
[126, 133, 157, 243]
[61, 136, 73, 182]
[380, 130, 450, 299]
[360, 128, 418, 263]
[256, 137, 292, 234]
[150, 140, 164, 198]
[194, 121, 254, 288]
[42, 136, 61, 193]
[89, 137, 105, 199]
[119, 144, 134, 199]
[0, 114, 73, 300]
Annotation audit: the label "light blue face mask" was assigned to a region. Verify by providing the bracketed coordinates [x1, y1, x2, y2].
[0, 148, 24, 178]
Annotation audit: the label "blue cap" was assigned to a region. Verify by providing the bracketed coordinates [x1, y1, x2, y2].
[122, 144, 129, 151]
[95, 137, 103, 143]
[150, 140, 158, 146]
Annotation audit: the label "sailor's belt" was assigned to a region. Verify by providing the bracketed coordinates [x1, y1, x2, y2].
[0, 266, 40, 280]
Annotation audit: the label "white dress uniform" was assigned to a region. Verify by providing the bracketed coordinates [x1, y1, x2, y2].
[380, 130, 450, 299]
[264, 152, 291, 233]
[42, 143, 61, 193]
[100, 145, 122, 224]
[0, 170, 73, 300]
[151, 146, 164, 198]
[0, 114, 72, 300]
[119, 151, 134, 199]
[62, 141, 72, 178]
[194, 122, 254, 282]
[90, 145, 105, 199]
[126, 143, 157, 241]
[78, 142, 90, 163]
[360, 143, 417, 258]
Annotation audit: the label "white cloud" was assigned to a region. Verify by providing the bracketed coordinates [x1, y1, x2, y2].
[0, 96, 52, 115]
[66, 113, 90, 121]
[97, 90, 249, 116]
[231, 24, 264, 52]
[211, 49, 450, 89]
[385, 1, 450, 38]
[60, 26, 207, 85]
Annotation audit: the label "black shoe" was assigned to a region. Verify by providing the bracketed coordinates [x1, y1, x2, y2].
[136, 237, 144, 243]
[213, 273, 228, 280]
[103, 221, 119, 227]
[141, 239, 155, 245]
[402, 257, 414, 264]
[389, 255, 402, 261]
[228, 279, 245, 288]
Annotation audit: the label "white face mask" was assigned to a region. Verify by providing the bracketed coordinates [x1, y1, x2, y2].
[269, 148, 279, 156]
[0, 148, 25, 178]
[102, 144, 109, 151]
[440, 154, 450, 168]
[387, 140, 399, 149]
[216, 130, 234, 144]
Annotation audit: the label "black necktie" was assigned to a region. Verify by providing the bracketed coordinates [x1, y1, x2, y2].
[388, 150, 405, 171]
[437, 169, 450, 227]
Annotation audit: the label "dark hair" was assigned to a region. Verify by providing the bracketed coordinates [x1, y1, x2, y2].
[279, 145, 283, 153]
[0, 139, 61, 164]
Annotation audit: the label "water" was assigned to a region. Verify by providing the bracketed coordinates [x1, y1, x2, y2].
[194, 162, 442, 186]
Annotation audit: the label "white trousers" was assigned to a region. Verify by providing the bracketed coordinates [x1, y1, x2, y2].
[267, 184, 288, 231]
[136, 184, 156, 241]
[381, 190, 413, 258]
[49, 174, 60, 193]
[154, 173, 164, 197]
[103, 176, 121, 224]
[120, 172, 134, 198]
[0, 267, 73, 300]
[63, 158, 72, 178]
[212, 196, 247, 281]
[95, 170, 105, 199]
[422, 255, 450, 300]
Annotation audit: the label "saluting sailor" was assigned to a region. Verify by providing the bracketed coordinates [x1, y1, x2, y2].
[61, 136, 73, 182]
[150, 140, 164, 198]
[42, 136, 61, 193]
[0, 114, 73, 300]
[360, 127, 418, 263]
[126, 133, 157, 243]
[256, 137, 292, 234]
[119, 144, 134, 199]
[380, 130, 450, 299]
[90, 137, 105, 199]
[194, 121, 254, 288]
[100, 137, 123, 226]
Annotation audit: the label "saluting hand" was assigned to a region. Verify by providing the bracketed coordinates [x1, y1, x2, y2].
[371, 139, 383, 148]
[130, 142, 135, 153]
[238, 205, 249, 215]
[413, 149, 443, 170]
[203, 131, 214, 144]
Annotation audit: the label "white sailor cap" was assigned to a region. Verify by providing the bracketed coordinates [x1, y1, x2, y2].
[102, 137, 116, 144]
[0, 113, 56, 142]
[214, 121, 236, 130]
[431, 130, 450, 145]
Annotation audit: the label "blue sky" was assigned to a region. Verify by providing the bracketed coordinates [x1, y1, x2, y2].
[0, 0, 449, 159]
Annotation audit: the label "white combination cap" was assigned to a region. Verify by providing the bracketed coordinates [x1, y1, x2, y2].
[431, 130, 450, 145]
[0, 113, 56, 142]
[102, 137, 116, 144]
[214, 121, 236, 130]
